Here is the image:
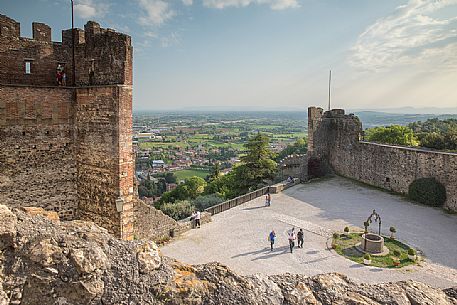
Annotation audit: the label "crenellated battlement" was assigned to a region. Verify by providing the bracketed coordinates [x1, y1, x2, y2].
[0, 14, 132, 87]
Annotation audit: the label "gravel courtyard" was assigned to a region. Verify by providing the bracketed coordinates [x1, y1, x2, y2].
[161, 176, 457, 288]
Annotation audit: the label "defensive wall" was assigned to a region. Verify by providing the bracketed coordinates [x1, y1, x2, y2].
[278, 154, 307, 181]
[0, 14, 137, 239]
[307, 107, 457, 211]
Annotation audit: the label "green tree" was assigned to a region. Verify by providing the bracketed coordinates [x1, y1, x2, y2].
[204, 171, 238, 199]
[192, 194, 224, 211]
[164, 172, 177, 184]
[160, 200, 195, 220]
[235, 133, 277, 192]
[365, 125, 418, 146]
[158, 176, 207, 205]
[207, 162, 221, 181]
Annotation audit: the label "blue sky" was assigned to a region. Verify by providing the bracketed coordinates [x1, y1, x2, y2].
[2, 0, 457, 111]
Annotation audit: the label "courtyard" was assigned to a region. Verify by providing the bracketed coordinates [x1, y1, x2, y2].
[161, 176, 457, 288]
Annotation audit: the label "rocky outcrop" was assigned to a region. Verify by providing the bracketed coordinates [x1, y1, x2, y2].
[0, 204, 455, 305]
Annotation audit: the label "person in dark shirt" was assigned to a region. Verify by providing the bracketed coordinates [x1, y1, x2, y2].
[268, 230, 276, 251]
[297, 228, 304, 248]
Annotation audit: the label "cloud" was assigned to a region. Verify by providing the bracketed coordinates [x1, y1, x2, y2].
[137, 0, 177, 26]
[182, 0, 193, 5]
[74, 0, 109, 19]
[160, 32, 181, 47]
[202, 0, 299, 10]
[351, 0, 457, 71]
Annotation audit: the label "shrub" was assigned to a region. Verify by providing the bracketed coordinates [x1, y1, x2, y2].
[160, 200, 195, 220]
[332, 232, 339, 239]
[408, 248, 416, 256]
[192, 194, 224, 211]
[393, 250, 401, 257]
[408, 178, 446, 207]
[344, 226, 350, 233]
[363, 253, 371, 260]
[389, 226, 396, 233]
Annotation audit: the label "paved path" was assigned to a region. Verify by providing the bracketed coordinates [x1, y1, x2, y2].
[161, 176, 457, 288]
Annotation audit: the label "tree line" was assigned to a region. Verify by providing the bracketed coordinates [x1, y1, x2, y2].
[365, 118, 457, 151]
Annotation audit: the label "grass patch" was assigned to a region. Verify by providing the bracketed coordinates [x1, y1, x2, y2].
[332, 232, 417, 268]
[174, 169, 209, 181]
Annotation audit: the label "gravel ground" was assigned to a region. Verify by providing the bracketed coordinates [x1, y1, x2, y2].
[161, 176, 457, 288]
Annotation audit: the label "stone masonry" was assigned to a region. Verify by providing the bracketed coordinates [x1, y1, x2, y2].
[0, 14, 137, 239]
[307, 107, 457, 211]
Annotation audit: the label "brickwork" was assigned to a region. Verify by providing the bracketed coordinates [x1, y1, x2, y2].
[0, 14, 141, 239]
[0, 85, 77, 219]
[0, 15, 132, 87]
[307, 107, 457, 211]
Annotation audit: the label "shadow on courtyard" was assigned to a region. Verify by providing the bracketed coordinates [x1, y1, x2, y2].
[282, 176, 457, 269]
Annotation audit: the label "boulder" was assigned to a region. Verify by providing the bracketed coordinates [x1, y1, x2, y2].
[70, 245, 109, 275]
[137, 241, 162, 273]
[0, 204, 17, 250]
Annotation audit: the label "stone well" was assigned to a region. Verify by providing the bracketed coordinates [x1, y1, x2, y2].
[362, 233, 385, 254]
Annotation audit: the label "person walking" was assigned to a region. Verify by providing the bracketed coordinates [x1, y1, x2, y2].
[268, 230, 276, 251]
[297, 228, 304, 248]
[265, 192, 271, 207]
[195, 210, 201, 228]
[288, 227, 296, 253]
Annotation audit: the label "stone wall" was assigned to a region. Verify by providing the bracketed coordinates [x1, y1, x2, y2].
[74, 86, 134, 239]
[278, 154, 307, 181]
[308, 107, 457, 211]
[133, 199, 179, 241]
[0, 85, 77, 219]
[0, 14, 136, 240]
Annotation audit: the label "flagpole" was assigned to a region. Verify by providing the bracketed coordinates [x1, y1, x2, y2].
[328, 70, 331, 111]
[71, 0, 76, 86]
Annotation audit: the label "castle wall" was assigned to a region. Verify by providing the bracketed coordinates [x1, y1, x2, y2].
[75, 85, 134, 239]
[0, 14, 138, 239]
[332, 142, 457, 211]
[308, 107, 457, 211]
[0, 15, 131, 88]
[278, 154, 307, 181]
[133, 199, 179, 242]
[0, 85, 77, 219]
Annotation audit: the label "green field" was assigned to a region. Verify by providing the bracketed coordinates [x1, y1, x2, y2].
[174, 169, 210, 181]
[139, 141, 188, 149]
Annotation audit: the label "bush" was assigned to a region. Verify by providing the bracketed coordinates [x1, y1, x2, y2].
[364, 253, 371, 260]
[389, 226, 396, 233]
[408, 248, 416, 256]
[408, 178, 446, 207]
[332, 232, 339, 239]
[393, 250, 401, 257]
[192, 194, 225, 211]
[160, 200, 195, 220]
[344, 226, 350, 233]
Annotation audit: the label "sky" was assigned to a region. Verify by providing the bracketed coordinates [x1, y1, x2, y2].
[2, 0, 457, 111]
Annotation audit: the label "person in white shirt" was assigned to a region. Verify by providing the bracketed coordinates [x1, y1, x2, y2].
[288, 227, 296, 253]
[195, 210, 201, 228]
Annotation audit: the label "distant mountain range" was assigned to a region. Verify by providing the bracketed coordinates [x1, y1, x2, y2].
[353, 111, 457, 128]
[135, 106, 457, 115]
[350, 107, 457, 115]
